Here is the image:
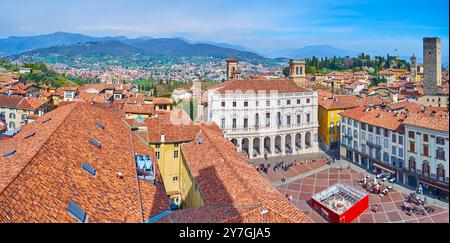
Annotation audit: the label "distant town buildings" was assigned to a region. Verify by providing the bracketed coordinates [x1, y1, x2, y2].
[0, 95, 49, 134]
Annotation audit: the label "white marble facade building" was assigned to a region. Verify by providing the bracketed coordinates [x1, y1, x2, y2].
[204, 68, 319, 159]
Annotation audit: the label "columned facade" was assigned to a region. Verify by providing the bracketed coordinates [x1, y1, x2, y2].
[205, 84, 319, 159]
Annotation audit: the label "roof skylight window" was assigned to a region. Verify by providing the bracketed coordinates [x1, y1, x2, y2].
[67, 201, 88, 223]
[82, 162, 96, 176]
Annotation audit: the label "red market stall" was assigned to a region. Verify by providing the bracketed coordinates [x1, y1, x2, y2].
[311, 183, 369, 223]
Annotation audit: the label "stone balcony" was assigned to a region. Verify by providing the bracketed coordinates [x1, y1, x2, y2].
[223, 122, 318, 136]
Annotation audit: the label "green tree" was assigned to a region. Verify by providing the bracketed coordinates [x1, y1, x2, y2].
[306, 66, 318, 74]
[282, 67, 290, 77]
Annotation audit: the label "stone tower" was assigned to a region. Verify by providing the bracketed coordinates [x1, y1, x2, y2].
[423, 37, 442, 95]
[289, 59, 307, 86]
[226, 58, 239, 81]
[410, 54, 417, 82]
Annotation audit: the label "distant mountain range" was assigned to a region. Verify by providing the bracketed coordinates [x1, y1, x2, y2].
[0, 32, 126, 56]
[0, 32, 267, 63]
[5, 32, 440, 66]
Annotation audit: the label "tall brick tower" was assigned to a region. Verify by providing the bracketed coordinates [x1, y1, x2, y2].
[423, 37, 442, 95]
[289, 59, 307, 86]
[410, 54, 417, 82]
[226, 58, 239, 81]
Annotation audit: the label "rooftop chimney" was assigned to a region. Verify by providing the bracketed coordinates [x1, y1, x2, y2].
[161, 133, 165, 143]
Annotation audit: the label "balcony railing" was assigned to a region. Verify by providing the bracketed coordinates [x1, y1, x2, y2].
[366, 141, 382, 149]
[224, 122, 317, 134]
[343, 133, 353, 140]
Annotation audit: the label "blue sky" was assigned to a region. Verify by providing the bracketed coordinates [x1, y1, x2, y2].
[0, 0, 448, 59]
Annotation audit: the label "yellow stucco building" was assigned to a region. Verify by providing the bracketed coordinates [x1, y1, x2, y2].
[318, 93, 360, 152]
[145, 124, 204, 210]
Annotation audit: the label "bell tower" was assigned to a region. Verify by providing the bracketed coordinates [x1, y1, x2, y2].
[423, 37, 442, 95]
[226, 58, 239, 81]
[289, 59, 307, 86]
[410, 54, 417, 82]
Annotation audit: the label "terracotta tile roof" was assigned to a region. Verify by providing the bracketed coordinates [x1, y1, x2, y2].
[7, 88, 27, 96]
[379, 70, 395, 76]
[360, 96, 392, 106]
[399, 89, 422, 99]
[145, 121, 203, 144]
[0, 103, 169, 222]
[209, 78, 311, 94]
[403, 110, 449, 132]
[386, 101, 422, 113]
[63, 87, 78, 91]
[319, 94, 361, 110]
[0, 95, 47, 110]
[0, 73, 20, 85]
[0, 95, 23, 108]
[75, 92, 112, 104]
[340, 106, 407, 132]
[23, 97, 48, 110]
[157, 125, 312, 223]
[124, 95, 145, 105]
[79, 83, 108, 93]
[152, 97, 173, 105]
[12, 82, 38, 91]
[122, 104, 155, 115]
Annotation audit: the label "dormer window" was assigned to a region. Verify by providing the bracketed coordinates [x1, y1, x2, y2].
[82, 162, 96, 176]
[3, 149, 16, 158]
[96, 122, 105, 129]
[90, 138, 102, 148]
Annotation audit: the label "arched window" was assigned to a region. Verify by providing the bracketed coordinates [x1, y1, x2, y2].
[9, 113, 16, 120]
[300, 67, 303, 75]
[295, 67, 299, 75]
[0, 112, 5, 119]
[8, 122, 15, 129]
